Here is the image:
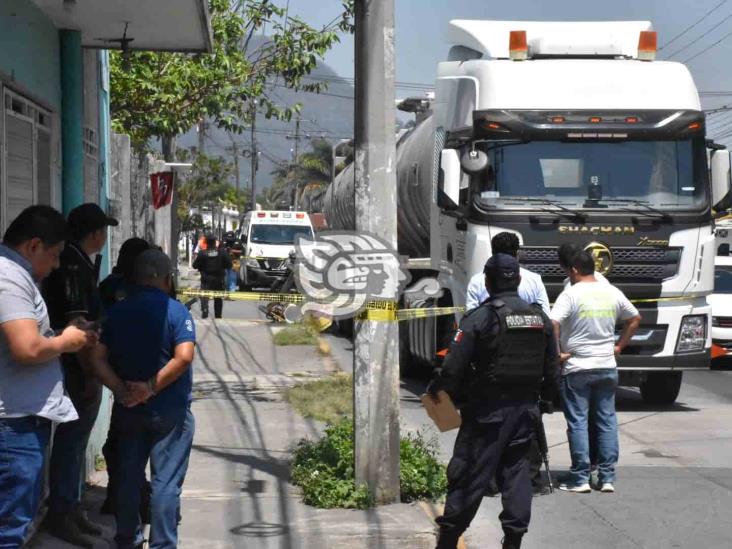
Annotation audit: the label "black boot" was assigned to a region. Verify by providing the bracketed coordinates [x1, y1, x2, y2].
[502, 532, 523, 549]
[44, 513, 95, 548]
[74, 507, 103, 536]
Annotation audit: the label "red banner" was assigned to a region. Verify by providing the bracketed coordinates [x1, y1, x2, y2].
[150, 172, 174, 209]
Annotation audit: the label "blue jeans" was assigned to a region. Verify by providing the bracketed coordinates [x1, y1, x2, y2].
[560, 368, 619, 485]
[0, 416, 52, 548]
[113, 405, 194, 549]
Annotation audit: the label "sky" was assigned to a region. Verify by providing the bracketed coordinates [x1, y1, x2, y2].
[283, 0, 732, 144]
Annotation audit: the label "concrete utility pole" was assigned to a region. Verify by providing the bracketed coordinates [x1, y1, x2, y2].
[353, 0, 400, 504]
[225, 138, 241, 191]
[250, 102, 258, 210]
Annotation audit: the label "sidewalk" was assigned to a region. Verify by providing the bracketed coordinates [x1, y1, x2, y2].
[32, 313, 438, 548]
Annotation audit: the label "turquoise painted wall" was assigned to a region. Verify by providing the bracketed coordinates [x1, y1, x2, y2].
[0, 0, 61, 111]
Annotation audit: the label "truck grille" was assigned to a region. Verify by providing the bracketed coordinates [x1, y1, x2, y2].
[519, 246, 681, 282]
[713, 316, 732, 328]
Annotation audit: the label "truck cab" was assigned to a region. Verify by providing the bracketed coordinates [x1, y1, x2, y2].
[422, 20, 726, 404]
[238, 210, 314, 290]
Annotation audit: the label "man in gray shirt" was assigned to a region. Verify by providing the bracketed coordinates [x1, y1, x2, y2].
[0, 206, 91, 548]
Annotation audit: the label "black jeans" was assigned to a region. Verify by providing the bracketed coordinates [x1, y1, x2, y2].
[436, 401, 536, 548]
[48, 363, 102, 515]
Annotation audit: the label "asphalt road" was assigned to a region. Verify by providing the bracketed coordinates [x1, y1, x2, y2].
[199, 299, 732, 548]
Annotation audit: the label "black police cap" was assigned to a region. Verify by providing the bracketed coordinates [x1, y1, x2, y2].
[484, 253, 520, 281]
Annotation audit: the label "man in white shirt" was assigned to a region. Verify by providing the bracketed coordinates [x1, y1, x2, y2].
[550, 251, 641, 494]
[466, 232, 549, 314]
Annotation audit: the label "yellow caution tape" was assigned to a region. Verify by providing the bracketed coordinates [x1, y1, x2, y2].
[178, 289, 464, 322]
[180, 287, 696, 323]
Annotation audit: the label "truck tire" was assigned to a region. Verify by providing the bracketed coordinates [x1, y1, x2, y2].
[399, 321, 422, 378]
[639, 372, 683, 406]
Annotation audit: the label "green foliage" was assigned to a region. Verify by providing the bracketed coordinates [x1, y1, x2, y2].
[261, 138, 334, 209]
[290, 418, 447, 509]
[291, 419, 372, 509]
[177, 153, 249, 230]
[111, 1, 354, 152]
[285, 373, 352, 423]
[399, 431, 448, 502]
[272, 323, 318, 346]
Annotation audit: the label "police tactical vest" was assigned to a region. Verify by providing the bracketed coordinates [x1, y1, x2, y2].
[476, 299, 547, 388]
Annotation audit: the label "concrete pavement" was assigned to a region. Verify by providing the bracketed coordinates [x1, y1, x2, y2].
[32, 301, 437, 548]
[31, 297, 732, 548]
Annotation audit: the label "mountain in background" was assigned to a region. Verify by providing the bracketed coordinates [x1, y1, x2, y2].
[178, 59, 355, 196]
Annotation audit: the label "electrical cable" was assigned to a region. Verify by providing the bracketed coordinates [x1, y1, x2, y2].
[660, 0, 727, 51]
[665, 9, 732, 59]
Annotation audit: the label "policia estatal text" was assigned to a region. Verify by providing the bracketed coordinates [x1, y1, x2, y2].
[429, 253, 559, 549]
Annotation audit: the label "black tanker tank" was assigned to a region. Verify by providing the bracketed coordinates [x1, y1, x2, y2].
[323, 115, 434, 258]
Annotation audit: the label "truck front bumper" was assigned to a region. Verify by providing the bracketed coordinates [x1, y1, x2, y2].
[617, 349, 710, 370]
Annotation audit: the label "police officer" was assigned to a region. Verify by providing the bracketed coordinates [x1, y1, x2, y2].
[430, 253, 559, 549]
[43, 202, 118, 547]
[193, 234, 232, 319]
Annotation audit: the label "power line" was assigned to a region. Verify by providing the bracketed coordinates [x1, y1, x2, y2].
[660, 0, 728, 50]
[666, 9, 732, 59]
[683, 25, 732, 63]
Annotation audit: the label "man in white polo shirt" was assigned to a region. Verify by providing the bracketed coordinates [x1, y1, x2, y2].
[550, 251, 640, 494]
[0, 206, 91, 547]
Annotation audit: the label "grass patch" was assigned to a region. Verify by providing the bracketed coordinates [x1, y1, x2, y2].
[291, 418, 447, 509]
[273, 323, 318, 346]
[285, 374, 353, 423]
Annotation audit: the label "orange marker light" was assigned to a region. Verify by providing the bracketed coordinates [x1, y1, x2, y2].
[688, 122, 701, 131]
[296, 213, 305, 219]
[257, 212, 266, 218]
[550, 116, 565, 124]
[638, 30, 657, 61]
[509, 30, 528, 61]
[625, 116, 639, 124]
[712, 343, 728, 360]
[589, 116, 602, 124]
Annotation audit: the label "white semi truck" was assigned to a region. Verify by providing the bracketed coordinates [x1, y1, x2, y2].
[325, 20, 731, 404]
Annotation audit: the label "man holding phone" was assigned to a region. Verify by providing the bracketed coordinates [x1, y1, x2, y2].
[0, 206, 95, 548]
[43, 203, 118, 547]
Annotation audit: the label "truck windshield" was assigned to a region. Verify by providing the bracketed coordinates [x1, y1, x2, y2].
[249, 224, 313, 245]
[472, 139, 708, 212]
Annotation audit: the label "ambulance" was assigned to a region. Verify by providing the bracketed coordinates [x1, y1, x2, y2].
[237, 210, 314, 290]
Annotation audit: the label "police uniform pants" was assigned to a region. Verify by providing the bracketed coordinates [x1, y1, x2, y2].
[436, 401, 536, 548]
[200, 278, 225, 319]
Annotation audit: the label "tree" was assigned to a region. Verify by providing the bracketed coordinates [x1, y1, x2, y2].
[111, 0, 354, 160]
[177, 154, 249, 255]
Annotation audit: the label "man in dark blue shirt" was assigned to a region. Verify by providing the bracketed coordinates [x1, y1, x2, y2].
[91, 249, 196, 549]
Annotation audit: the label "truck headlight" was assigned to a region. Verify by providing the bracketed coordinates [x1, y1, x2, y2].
[245, 258, 259, 268]
[675, 314, 707, 353]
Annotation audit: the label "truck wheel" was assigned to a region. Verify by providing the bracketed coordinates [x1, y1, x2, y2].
[639, 372, 683, 406]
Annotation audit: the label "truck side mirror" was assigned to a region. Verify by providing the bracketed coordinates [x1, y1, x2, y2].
[439, 149, 461, 209]
[711, 150, 731, 211]
[460, 149, 489, 176]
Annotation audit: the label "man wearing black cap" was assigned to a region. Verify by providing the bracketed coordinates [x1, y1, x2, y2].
[430, 253, 559, 549]
[43, 202, 118, 547]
